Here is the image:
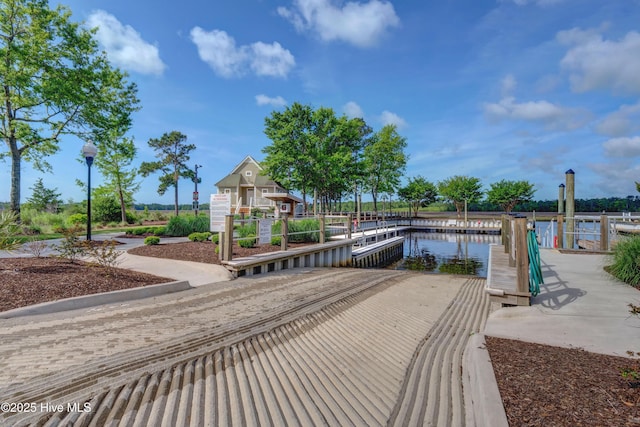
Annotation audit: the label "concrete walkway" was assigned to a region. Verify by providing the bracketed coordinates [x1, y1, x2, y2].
[465, 248, 640, 427]
[485, 248, 639, 357]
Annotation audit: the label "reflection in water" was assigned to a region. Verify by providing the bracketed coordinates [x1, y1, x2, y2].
[390, 231, 500, 277]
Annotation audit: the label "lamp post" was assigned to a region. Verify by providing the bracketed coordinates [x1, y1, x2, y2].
[82, 140, 98, 241]
[193, 164, 202, 216]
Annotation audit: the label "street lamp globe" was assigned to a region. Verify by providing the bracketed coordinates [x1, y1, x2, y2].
[82, 140, 98, 165]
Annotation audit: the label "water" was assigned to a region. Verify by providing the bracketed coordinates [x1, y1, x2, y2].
[389, 231, 500, 277]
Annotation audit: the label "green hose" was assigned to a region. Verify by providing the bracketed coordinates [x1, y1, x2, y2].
[527, 230, 543, 296]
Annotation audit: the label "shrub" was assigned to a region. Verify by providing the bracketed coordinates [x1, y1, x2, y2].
[55, 227, 86, 263]
[237, 222, 257, 238]
[67, 213, 88, 226]
[188, 232, 211, 242]
[93, 196, 122, 223]
[164, 216, 192, 236]
[153, 226, 166, 236]
[188, 215, 210, 233]
[23, 225, 42, 235]
[271, 236, 282, 246]
[144, 236, 160, 245]
[210, 233, 219, 244]
[608, 236, 640, 287]
[85, 240, 122, 270]
[21, 238, 48, 257]
[238, 234, 256, 248]
[0, 211, 21, 251]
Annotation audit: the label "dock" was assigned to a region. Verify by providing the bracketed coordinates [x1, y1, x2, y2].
[486, 244, 531, 306]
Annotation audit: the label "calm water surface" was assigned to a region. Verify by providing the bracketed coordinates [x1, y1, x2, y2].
[389, 231, 501, 277]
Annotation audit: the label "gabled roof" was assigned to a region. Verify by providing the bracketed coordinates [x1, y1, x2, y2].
[215, 155, 284, 189]
[230, 155, 262, 175]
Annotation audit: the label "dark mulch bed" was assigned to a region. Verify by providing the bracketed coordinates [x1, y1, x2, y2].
[0, 257, 173, 313]
[127, 241, 312, 264]
[486, 336, 640, 426]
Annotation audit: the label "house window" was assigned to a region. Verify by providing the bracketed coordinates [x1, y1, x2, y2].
[262, 189, 269, 194]
[224, 189, 231, 194]
[245, 171, 252, 176]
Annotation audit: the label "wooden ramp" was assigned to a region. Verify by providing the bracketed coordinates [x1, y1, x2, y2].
[486, 244, 530, 306]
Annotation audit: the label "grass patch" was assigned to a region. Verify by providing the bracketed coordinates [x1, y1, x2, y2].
[608, 235, 640, 287]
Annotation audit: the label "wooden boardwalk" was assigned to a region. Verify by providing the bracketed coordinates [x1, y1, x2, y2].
[486, 244, 530, 306]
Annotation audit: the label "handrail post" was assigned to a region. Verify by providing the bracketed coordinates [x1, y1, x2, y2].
[319, 214, 325, 244]
[347, 213, 352, 239]
[281, 214, 289, 251]
[557, 215, 564, 249]
[515, 217, 528, 294]
[223, 214, 234, 262]
[600, 214, 609, 251]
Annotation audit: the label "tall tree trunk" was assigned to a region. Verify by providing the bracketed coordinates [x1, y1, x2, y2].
[118, 187, 127, 223]
[174, 174, 179, 216]
[10, 141, 21, 221]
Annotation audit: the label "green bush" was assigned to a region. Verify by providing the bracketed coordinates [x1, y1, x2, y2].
[188, 215, 210, 233]
[93, 196, 122, 223]
[153, 226, 166, 236]
[236, 222, 257, 238]
[238, 234, 256, 248]
[188, 232, 211, 242]
[271, 236, 282, 246]
[67, 213, 88, 225]
[211, 233, 219, 244]
[165, 216, 192, 236]
[144, 236, 160, 245]
[608, 236, 640, 287]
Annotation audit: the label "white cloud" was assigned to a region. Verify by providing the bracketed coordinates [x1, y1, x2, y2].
[602, 136, 640, 158]
[483, 96, 589, 131]
[256, 94, 288, 107]
[558, 28, 640, 94]
[190, 27, 295, 78]
[249, 42, 296, 77]
[278, 0, 400, 48]
[380, 110, 407, 129]
[596, 102, 640, 137]
[343, 101, 364, 118]
[87, 10, 166, 75]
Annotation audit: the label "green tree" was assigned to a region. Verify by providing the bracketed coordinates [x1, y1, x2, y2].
[398, 176, 437, 217]
[487, 179, 535, 212]
[438, 175, 483, 217]
[26, 178, 62, 213]
[263, 103, 371, 213]
[0, 0, 139, 220]
[263, 103, 316, 212]
[636, 182, 640, 193]
[362, 124, 407, 212]
[94, 130, 140, 223]
[140, 131, 196, 216]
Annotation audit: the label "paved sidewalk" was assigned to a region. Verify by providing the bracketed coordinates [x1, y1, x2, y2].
[465, 248, 640, 427]
[484, 248, 639, 357]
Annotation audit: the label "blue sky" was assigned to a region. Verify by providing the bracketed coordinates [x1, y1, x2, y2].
[2, 0, 640, 206]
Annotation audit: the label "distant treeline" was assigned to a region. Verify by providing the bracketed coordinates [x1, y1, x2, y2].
[134, 196, 640, 213]
[3, 196, 638, 214]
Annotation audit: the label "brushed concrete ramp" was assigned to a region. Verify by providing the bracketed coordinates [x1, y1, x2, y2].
[0, 269, 491, 426]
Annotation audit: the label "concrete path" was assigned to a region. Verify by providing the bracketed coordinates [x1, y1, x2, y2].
[484, 248, 640, 357]
[464, 248, 640, 427]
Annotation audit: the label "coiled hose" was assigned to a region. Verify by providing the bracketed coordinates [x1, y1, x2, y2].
[527, 230, 544, 296]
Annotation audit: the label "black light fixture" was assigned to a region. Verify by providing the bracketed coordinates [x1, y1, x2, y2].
[82, 140, 98, 241]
